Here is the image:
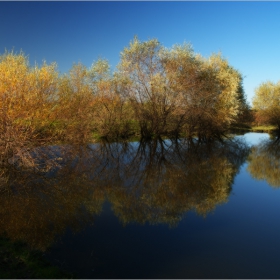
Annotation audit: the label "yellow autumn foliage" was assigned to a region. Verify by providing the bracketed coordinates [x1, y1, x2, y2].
[0, 39, 248, 167]
[0, 51, 59, 166]
[253, 81, 280, 129]
[117, 37, 245, 140]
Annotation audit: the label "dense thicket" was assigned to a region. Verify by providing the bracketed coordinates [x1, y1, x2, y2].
[253, 80, 280, 129]
[117, 38, 246, 140]
[0, 39, 248, 167]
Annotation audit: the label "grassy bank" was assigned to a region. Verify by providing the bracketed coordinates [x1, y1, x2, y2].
[91, 123, 278, 143]
[250, 125, 278, 132]
[229, 123, 278, 134]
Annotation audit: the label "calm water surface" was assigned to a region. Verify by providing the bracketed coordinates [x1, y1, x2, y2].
[2, 132, 280, 278]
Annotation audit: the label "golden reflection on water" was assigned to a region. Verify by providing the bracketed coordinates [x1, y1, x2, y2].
[0, 138, 249, 250]
[247, 137, 280, 188]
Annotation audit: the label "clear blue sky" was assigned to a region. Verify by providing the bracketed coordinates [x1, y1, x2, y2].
[1, 1, 280, 105]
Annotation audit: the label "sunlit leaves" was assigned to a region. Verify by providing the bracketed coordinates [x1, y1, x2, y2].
[117, 37, 244, 140]
[0, 39, 247, 167]
[0, 52, 59, 166]
[253, 81, 280, 128]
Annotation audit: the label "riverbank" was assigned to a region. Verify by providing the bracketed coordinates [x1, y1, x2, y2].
[229, 123, 278, 134]
[0, 237, 74, 279]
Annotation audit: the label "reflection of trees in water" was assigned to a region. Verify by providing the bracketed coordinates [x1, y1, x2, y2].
[0, 146, 105, 251]
[101, 139, 249, 226]
[0, 139, 249, 250]
[247, 137, 280, 187]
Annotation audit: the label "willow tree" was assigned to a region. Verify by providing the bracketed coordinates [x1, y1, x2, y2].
[163, 50, 244, 140]
[160, 46, 219, 139]
[117, 37, 181, 139]
[117, 37, 244, 140]
[0, 51, 59, 166]
[90, 59, 133, 139]
[198, 54, 243, 139]
[56, 62, 96, 143]
[253, 81, 280, 130]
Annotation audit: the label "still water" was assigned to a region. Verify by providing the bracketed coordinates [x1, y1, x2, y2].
[2, 132, 280, 278]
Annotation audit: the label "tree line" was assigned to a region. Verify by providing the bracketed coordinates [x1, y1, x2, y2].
[0, 37, 251, 166]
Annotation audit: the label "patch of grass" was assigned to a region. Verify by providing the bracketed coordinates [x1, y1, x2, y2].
[90, 122, 280, 144]
[250, 125, 278, 132]
[229, 123, 278, 134]
[0, 236, 74, 279]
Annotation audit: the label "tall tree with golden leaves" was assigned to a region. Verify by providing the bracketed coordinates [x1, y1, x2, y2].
[253, 81, 280, 129]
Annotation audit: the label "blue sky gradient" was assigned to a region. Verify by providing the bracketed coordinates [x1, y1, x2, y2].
[1, 1, 280, 104]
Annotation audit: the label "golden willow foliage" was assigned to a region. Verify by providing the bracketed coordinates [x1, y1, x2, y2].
[117, 37, 244, 140]
[0, 40, 246, 167]
[0, 139, 248, 249]
[0, 52, 58, 166]
[90, 60, 133, 139]
[253, 81, 280, 129]
[0, 52, 125, 167]
[247, 138, 280, 188]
